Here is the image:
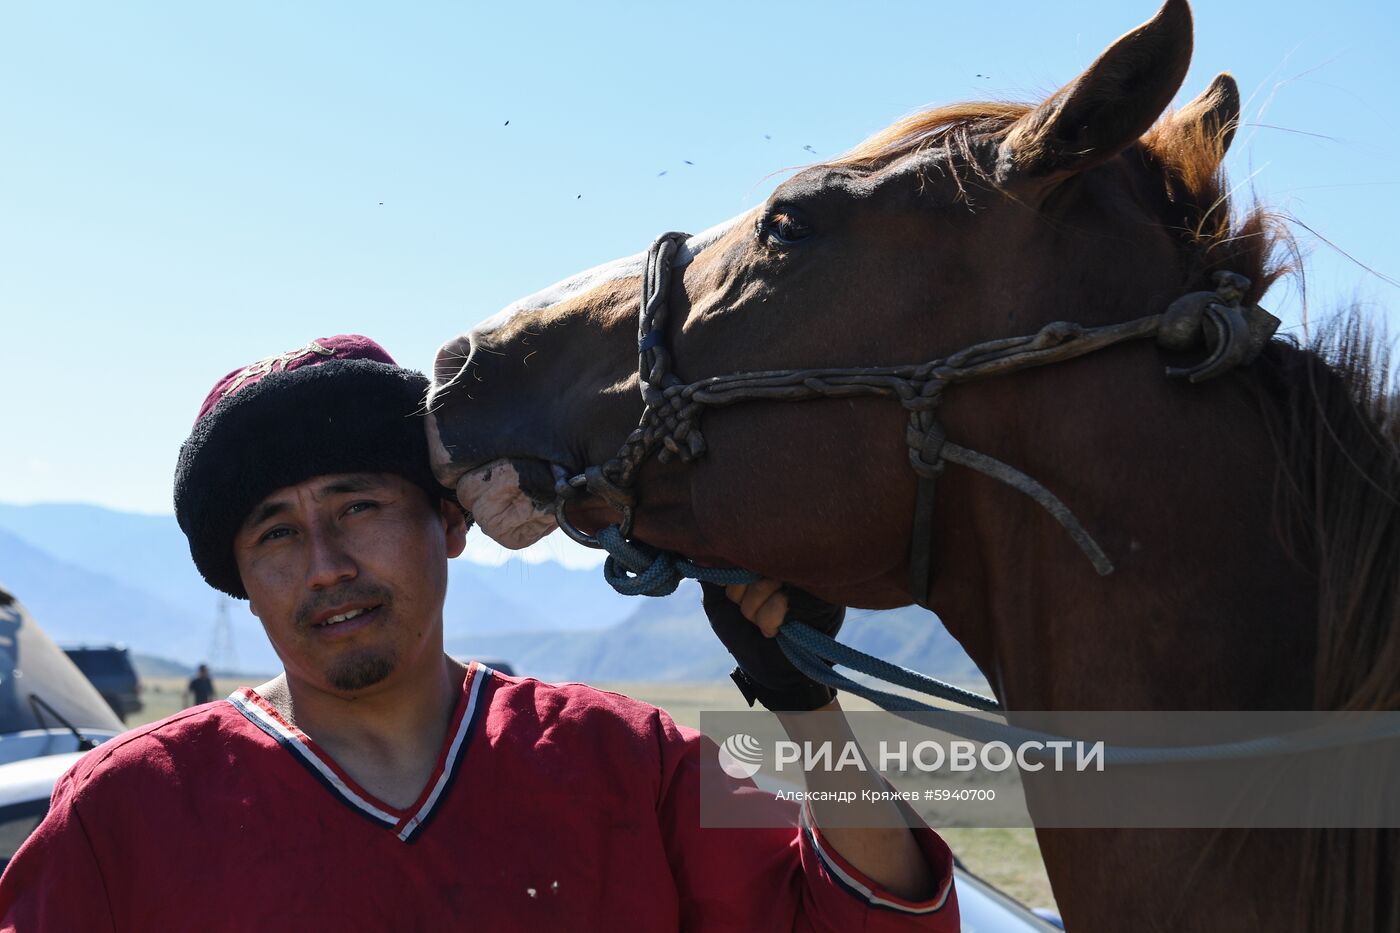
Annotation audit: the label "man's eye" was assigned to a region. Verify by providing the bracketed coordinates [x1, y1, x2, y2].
[757, 210, 813, 247]
[259, 527, 291, 544]
[344, 501, 377, 516]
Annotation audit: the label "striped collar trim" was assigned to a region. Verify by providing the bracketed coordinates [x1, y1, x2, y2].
[228, 662, 494, 843]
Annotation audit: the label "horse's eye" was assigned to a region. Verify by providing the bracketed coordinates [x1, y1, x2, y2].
[757, 210, 812, 247]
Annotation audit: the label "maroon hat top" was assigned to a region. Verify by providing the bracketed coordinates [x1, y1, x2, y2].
[194, 335, 397, 424]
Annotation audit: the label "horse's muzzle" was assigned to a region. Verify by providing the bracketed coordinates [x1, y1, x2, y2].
[446, 456, 561, 549]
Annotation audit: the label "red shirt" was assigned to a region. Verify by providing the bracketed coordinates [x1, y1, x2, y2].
[0, 663, 958, 931]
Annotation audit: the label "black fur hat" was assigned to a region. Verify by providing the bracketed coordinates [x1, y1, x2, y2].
[173, 336, 450, 599]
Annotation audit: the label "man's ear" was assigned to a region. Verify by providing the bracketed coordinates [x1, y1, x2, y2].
[996, 0, 1194, 185]
[441, 499, 469, 559]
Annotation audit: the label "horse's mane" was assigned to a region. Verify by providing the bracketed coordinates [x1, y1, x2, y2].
[1256, 324, 1400, 931]
[1140, 112, 1400, 930]
[829, 100, 1295, 303]
[840, 101, 1400, 931]
[834, 99, 1400, 712]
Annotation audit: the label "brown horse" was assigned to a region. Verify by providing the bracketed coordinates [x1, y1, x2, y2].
[427, 2, 1400, 929]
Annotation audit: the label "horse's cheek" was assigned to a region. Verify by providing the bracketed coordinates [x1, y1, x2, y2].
[684, 409, 911, 588]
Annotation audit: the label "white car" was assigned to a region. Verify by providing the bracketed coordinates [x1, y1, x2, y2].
[952, 862, 1064, 931]
[0, 586, 124, 869]
[0, 751, 86, 871]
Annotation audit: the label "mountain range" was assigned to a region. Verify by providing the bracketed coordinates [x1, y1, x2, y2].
[0, 503, 983, 687]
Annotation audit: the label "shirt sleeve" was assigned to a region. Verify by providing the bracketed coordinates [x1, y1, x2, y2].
[0, 770, 117, 933]
[795, 803, 958, 931]
[653, 712, 959, 932]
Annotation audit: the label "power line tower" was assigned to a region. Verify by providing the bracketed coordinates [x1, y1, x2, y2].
[209, 597, 240, 676]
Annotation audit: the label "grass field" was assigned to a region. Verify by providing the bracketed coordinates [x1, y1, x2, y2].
[134, 675, 1055, 911]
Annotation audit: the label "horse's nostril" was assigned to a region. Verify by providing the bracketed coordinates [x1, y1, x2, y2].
[433, 333, 477, 389]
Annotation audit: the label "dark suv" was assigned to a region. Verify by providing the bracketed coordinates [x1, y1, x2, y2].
[61, 646, 143, 722]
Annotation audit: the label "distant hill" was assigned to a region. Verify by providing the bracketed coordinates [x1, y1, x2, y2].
[451, 582, 735, 682]
[132, 653, 200, 678]
[0, 504, 212, 620]
[0, 502, 987, 689]
[446, 558, 639, 633]
[0, 527, 238, 664]
[450, 581, 985, 688]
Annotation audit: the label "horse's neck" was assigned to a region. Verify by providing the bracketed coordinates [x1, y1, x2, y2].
[924, 348, 1324, 932]
[929, 345, 1318, 711]
[1035, 827, 1305, 932]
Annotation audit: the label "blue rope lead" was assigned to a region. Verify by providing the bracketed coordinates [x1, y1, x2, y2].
[778, 621, 1001, 711]
[778, 626, 1400, 765]
[598, 526, 763, 596]
[594, 523, 998, 709]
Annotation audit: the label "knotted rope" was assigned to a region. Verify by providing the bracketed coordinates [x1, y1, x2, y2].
[598, 526, 769, 596]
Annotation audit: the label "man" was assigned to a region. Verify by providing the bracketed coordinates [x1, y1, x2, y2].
[184, 662, 215, 707]
[0, 336, 957, 930]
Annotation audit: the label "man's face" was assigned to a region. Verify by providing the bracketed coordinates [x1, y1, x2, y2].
[233, 472, 467, 696]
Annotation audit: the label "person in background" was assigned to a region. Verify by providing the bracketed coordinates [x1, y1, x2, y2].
[0, 335, 958, 931]
[184, 663, 215, 707]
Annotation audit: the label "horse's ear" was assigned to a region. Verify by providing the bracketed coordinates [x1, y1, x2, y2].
[1152, 72, 1241, 167]
[996, 0, 1194, 184]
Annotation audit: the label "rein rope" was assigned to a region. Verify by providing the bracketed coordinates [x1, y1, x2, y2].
[562, 231, 1303, 756]
[595, 527, 1005, 713]
[777, 630, 1400, 766]
[596, 528, 1400, 764]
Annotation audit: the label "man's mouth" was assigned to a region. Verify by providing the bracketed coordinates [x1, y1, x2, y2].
[311, 604, 383, 634]
[319, 607, 372, 627]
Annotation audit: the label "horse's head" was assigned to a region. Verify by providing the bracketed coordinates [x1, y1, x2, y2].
[429, 0, 1276, 605]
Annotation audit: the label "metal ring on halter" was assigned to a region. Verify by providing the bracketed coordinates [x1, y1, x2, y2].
[555, 497, 604, 548]
[550, 466, 601, 547]
[554, 488, 636, 548]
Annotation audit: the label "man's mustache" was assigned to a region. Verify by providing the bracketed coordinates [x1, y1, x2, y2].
[295, 583, 394, 628]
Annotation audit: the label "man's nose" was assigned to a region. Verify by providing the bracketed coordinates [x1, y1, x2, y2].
[305, 526, 357, 589]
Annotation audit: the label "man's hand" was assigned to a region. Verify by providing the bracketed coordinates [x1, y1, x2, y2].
[700, 580, 844, 712]
[706, 583, 940, 901]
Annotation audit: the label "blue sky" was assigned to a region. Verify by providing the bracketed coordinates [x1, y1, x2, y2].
[3, 0, 1397, 545]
